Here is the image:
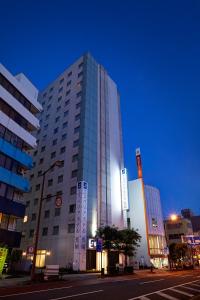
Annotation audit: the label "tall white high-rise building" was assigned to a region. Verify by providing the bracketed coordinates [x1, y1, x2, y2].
[21, 53, 127, 270]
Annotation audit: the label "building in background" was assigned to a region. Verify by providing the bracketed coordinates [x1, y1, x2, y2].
[128, 148, 168, 268]
[164, 215, 193, 245]
[21, 53, 127, 270]
[181, 208, 200, 236]
[0, 63, 42, 249]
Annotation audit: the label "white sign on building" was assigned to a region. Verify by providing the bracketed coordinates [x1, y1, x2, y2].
[73, 181, 88, 271]
[121, 168, 129, 210]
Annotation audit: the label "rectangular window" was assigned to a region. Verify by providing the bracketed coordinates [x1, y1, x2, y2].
[65, 100, 70, 106]
[26, 201, 30, 207]
[57, 175, 63, 183]
[76, 91, 82, 98]
[56, 106, 61, 112]
[73, 140, 79, 147]
[31, 213, 36, 221]
[55, 116, 60, 123]
[29, 229, 34, 238]
[58, 96, 62, 102]
[43, 92, 47, 98]
[63, 121, 68, 128]
[72, 154, 78, 162]
[49, 87, 54, 92]
[56, 190, 62, 196]
[74, 126, 80, 134]
[71, 170, 78, 178]
[62, 133, 67, 140]
[70, 186, 76, 195]
[75, 114, 80, 121]
[35, 184, 40, 191]
[68, 71, 72, 77]
[60, 146, 66, 154]
[59, 78, 64, 84]
[58, 87, 63, 93]
[47, 104, 51, 110]
[44, 124, 48, 130]
[38, 170, 42, 177]
[66, 90, 70, 96]
[30, 174, 34, 180]
[48, 96, 52, 101]
[69, 204, 76, 213]
[41, 146, 45, 152]
[44, 210, 50, 218]
[34, 198, 38, 205]
[42, 227, 48, 236]
[54, 127, 59, 134]
[55, 207, 61, 216]
[39, 158, 44, 165]
[48, 179, 53, 186]
[68, 224, 75, 233]
[78, 62, 83, 68]
[34, 150, 38, 156]
[51, 152, 56, 158]
[67, 80, 71, 86]
[76, 102, 81, 109]
[64, 110, 69, 117]
[78, 71, 83, 78]
[52, 225, 59, 235]
[52, 139, 57, 145]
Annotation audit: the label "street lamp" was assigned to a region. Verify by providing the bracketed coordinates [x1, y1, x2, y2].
[30, 160, 64, 281]
[170, 214, 178, 221]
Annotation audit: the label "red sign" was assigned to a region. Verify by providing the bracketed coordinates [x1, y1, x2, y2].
[55, 197, 62, 207]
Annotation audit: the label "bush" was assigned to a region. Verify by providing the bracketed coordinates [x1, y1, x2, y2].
[124, 266, 133, 274]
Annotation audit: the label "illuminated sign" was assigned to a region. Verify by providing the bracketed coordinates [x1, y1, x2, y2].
[121, 168, 129, 210]
[73, 181, 88, 271]
[182, 235, 200, 245]
[0, 248, 8, 276]
[88, 239, 96, 249]
[136, 147, 143, 178]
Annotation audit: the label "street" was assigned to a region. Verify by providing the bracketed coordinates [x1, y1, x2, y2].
[1, 270, 200, 300]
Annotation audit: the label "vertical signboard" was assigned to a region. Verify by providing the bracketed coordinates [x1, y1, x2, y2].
[73, 181, 88, 271]
[0, 248, 8, 277]
[121, 168, 129, 210]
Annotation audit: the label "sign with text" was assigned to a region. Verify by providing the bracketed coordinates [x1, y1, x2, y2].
[73, 181, 88, 271]
[182, 235, 200, 245]
[121, 168, 129, 210]
[0, 248, 8, 276]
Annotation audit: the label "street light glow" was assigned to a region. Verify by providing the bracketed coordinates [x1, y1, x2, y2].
[170, 214, 178, 221]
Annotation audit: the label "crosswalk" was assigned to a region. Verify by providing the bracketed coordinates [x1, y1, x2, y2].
[130, 280, 200, 300]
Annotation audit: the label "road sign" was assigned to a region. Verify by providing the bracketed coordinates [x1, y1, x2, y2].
[27, 246, 34, 254]
[96, 238, 103, 252]
[55, 197, 62, 208]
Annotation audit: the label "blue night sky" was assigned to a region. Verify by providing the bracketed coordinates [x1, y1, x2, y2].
[1, 0, 200, 218]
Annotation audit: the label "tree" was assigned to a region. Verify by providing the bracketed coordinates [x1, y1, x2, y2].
[169, 243, 188, 268]
[118, 228, 141, 267]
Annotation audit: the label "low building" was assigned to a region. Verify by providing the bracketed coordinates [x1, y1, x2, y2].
[164, 216, 193, 245]
[128, 149, 168, 268]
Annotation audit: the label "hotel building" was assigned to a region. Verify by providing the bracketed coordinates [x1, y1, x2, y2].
[21, 53, 127, 270]
[0, 63, 42, 249]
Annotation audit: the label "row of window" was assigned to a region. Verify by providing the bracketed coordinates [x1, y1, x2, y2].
[29, 223, 75, 237]
[43, 87, 82, 107]
[0, 124, 29, 151]
[34, 171, 77, 190]
[42, 63, 83, 98]
[26, 190, 63, 207]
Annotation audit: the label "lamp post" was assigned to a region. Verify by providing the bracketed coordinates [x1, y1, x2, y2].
[31, 160, 63, 281]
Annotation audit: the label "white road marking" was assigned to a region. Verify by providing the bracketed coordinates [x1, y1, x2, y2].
[139, 279, 164, 285]
[181, 285, 200, 292]
[49, 289, 103, 300]
[128, 279, 200, 300]
[191, 283, 200, 287]
[157, 292, 178, 300]
[170, 287, 193, 297]
[0, 286, 73, 298]
[180, 275, 193, 278]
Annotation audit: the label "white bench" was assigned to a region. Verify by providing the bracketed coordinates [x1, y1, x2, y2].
[44, 265, 59, 280]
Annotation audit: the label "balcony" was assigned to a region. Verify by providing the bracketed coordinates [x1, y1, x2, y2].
[0, 138, 33, 169]
[0, 228, 21, 248]
[0, 167, 30, 192]
[0, 196, 25, 218]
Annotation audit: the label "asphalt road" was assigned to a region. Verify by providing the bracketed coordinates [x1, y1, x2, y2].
[1, 270, 200, 300]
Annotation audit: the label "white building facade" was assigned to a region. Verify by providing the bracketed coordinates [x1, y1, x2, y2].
[21, 53, 126, 270]
[0, 63, 42, 249]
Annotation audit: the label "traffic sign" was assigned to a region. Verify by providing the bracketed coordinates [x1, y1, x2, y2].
[96, 238, 103, 252]
[55, 197, 62, 207]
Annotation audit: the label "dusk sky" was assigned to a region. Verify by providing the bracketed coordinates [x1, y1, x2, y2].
[1, 0, 200, 218]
